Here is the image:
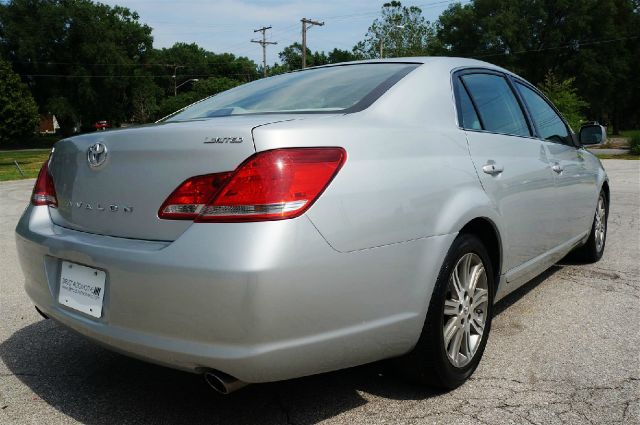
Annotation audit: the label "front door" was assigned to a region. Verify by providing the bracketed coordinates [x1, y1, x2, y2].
[513, 80, 597, 245]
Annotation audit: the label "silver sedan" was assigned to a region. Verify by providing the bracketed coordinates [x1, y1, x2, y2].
[15, 57, 609, 394]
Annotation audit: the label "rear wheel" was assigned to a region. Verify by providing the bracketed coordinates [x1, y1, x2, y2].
[571, 190, 607, 263]
[396, 234, 494, 390]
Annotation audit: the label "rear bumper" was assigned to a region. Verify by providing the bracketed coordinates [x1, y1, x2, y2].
[15, 205, 454, 382]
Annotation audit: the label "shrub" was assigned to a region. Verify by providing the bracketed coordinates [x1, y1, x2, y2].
[629, 134, 640, 155]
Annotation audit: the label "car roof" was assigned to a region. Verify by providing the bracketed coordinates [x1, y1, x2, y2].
[308, 56, 515, 77]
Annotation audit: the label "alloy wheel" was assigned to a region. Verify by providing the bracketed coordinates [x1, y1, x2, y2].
[443, 253, 489, 368]
[594, 195, 606, 253]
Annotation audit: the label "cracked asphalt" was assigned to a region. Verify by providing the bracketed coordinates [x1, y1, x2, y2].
[1, 159, 638, 425]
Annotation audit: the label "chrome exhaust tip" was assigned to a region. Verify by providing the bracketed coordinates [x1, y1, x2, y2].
[204, 370, 248, 395]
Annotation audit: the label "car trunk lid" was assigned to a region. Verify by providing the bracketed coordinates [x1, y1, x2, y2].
[48, 116, 290, 241]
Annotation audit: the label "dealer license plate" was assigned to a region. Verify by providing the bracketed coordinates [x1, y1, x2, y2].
[58, 261, 106, 318]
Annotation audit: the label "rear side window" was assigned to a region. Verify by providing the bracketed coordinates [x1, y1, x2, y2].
[455, 81, 482, 130]
[516, 82, 571, 144]
[461, 74, 530, 137]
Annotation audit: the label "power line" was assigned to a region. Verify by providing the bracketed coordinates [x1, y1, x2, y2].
[317, 0, 468, 22]
[14, 33, 636, 79]
[20, 73, 255, 78]
[7, 0, 637, 76]
[251, 26, 278, 77]
[474, 35, 639, 59]
[4, 0, 463, 70]
[12, 33, 637, 74]
[11, 59, 259, 68]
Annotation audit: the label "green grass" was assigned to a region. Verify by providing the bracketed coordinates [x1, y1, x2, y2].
[595, 153, 640, 160]
[626, 131, 640, 155]
[0, 149, 51, 181]
[620, 129, 640, 139]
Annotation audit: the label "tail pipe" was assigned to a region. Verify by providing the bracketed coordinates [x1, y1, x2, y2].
[203, 370, 248, 394]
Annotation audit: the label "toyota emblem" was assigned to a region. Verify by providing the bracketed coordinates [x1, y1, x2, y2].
[87, 143, 108, 168]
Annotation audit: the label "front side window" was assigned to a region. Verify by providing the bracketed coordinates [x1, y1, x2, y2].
[516, 82, 571, 144]
[461, 73, 530, 137]
[164, 63, 418, 121]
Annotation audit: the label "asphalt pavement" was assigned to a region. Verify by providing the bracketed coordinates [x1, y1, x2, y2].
[1, 160, 638, 425]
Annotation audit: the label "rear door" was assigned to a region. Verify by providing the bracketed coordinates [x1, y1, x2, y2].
[454, 70, 558, 272]
[513, 80, 597, 245]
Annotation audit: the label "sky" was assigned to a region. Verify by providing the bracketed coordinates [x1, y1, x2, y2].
[100, 0, 454, 66]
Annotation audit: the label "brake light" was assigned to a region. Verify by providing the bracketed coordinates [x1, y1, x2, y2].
[158, 148, 346, 222]
[158, 172, 232, 219]
[31, 161, 58, 207]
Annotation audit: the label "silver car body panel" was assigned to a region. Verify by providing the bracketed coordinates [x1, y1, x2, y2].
[17, 204, 454, 381]
[463, 131, 558, 271]
[15, 57, 608, 382]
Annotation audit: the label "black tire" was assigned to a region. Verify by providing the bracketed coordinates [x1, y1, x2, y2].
[571, 190, 608, 263]
[395, 233, 495, 390]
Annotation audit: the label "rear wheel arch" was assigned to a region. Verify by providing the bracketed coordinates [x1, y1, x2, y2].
[396, 232, 495, 389]
[459, 218, 502, 286]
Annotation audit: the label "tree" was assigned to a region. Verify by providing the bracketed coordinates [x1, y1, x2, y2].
[0, 2, 261, 128]
[538, 72, 589, 131]
[0, 57, 38, 145]
[327, 48, 358, 64]
[150, 43, 258, 97]
[156, 77, 240, 119]
[129, 75, 163, 123]
[267, 62, 289, 76]
[192, 77, 240, 96]
[433, 0, 640, 131]
[156, 93, 196, 121]
[275, 43, 326, 71]
[353, 1, 437, 59]
[277, 43, 311, 70]
[45, 96, 77, 136]
[0, 0, 155, 131]
[273, 44, 357, 73]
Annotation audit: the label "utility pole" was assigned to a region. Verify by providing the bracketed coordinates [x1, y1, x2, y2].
[251, 26, 277, 77]
[301, 18, 324, 69]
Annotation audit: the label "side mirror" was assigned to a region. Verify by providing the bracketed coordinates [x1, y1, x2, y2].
[579, 124, 607, 146]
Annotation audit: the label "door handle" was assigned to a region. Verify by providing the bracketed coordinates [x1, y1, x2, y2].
[482, 163, 504, 175]
[551, 164, 563, 174]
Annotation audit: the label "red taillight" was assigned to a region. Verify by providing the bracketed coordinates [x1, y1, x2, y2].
[158, 147, 346, 222]
[158, 172, 232, 220]
[31, 161, 58, 207]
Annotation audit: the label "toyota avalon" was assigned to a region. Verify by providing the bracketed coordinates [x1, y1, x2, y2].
[15, 57, 609, 394]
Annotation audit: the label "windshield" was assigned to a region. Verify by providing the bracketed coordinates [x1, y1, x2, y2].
[164, 63, 418, 121]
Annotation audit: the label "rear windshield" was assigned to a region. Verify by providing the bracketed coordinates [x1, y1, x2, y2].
[164, 63, 418, 121]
